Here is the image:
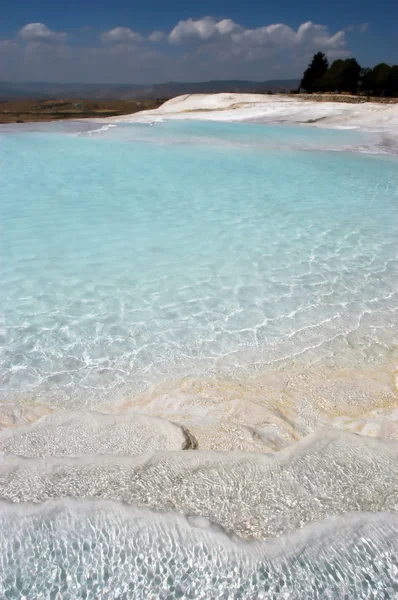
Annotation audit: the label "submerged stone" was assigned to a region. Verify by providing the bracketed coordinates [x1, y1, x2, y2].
[0, 403, 53, 431]
[112, 367, 398, 452]
[0, 410, 193, 458]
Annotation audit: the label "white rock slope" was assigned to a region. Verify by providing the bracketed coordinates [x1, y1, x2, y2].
[110, 93, 398, 132]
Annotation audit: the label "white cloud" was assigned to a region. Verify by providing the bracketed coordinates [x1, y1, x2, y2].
[168, 18, 350, 73]
[169, 18, 348, 56]
[169, 17, 242, 43]
[102, 27, 144, 44]
[0, 40, 18, 50]
[149, 31, 165, 43]
[346, 23, 369, 33]
[19, 23, 67, 43]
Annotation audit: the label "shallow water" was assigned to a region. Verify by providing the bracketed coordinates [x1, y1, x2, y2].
[1, 428, 397, 539]
[1, 120, 398, 407]
[1, 119, 398, 598]
[0, 499, 397, 599]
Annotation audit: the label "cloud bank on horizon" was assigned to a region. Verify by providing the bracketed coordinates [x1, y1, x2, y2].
[0, 17, 367, 83]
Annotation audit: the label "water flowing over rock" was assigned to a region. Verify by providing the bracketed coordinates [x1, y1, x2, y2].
[2, 113, 398, 597]
[1, 428, 396, 540]
[0, 499, 397, 599]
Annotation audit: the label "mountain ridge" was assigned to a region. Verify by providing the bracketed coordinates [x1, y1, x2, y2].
[0, 79, 300, 100]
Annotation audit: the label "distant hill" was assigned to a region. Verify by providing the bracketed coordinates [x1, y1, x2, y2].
[0, 79, 300, 101]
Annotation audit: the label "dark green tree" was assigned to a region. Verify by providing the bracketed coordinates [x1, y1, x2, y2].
[341, 58, 361, 93]
[317, 59, 361, 94]
[371, 63, 391, 95]
[387, 65, 398, 97]
[359, 67, 373, 93]
[300, 54, 398, 97]
[300, 52, 329, 92]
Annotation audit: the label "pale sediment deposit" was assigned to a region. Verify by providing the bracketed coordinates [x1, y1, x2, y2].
[108, 93, 398, 132]
[111, 361, 398, 452]
[1, 361, 397, 457]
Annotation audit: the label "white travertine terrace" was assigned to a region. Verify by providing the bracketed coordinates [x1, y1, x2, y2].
[1, 428, 397, 540]
[110, 93, 398, 131]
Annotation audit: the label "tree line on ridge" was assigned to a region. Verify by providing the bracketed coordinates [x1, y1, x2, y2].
[300, 52, 398, 97]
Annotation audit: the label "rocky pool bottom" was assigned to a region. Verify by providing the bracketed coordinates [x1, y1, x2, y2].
[0, 360, 397, 598]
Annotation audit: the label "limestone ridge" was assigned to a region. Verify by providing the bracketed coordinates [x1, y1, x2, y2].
[1, 428, 397, 541]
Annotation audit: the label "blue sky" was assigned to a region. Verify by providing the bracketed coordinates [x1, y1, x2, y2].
[1, 0, 396, 83]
